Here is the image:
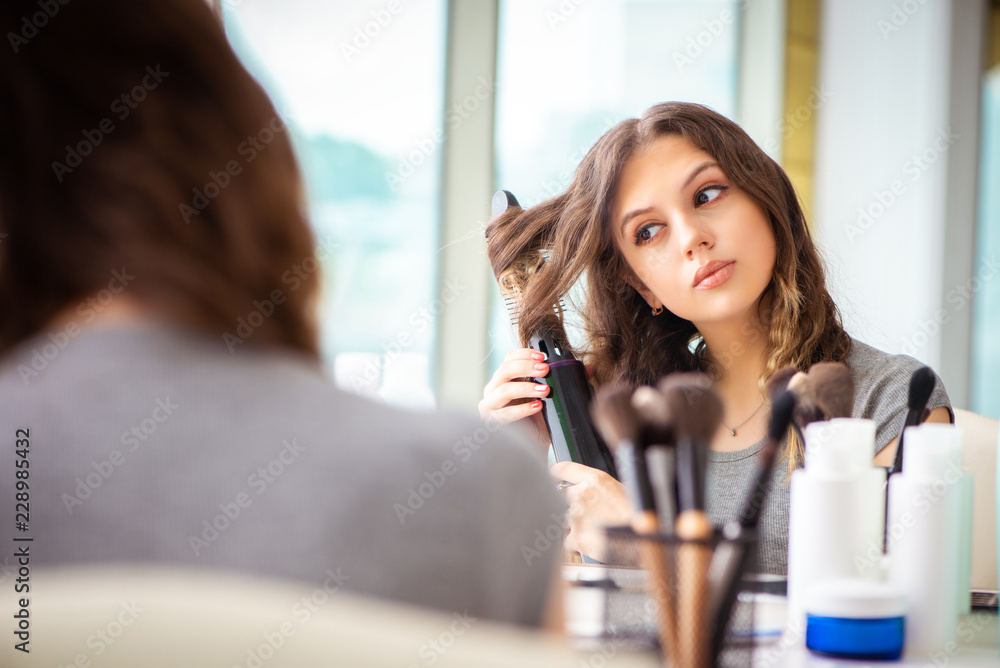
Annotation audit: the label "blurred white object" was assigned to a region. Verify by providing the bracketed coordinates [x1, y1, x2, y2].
[333, 352, 382, 399]
[378, 351, 436, 410]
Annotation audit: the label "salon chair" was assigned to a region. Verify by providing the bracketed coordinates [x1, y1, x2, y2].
[954, 408, 999, 597]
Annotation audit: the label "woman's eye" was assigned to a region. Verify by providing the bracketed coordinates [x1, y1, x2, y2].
[695, 185, 729, 206]
[633, 223, 665, 246]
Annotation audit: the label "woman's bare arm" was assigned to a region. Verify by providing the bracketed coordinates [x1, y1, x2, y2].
[872, 405, 952, 467]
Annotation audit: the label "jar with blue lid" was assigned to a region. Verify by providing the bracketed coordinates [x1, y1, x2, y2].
[805, 578, 907, 660]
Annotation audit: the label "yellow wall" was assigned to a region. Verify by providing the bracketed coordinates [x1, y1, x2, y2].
[780, 0, 1000, 218]
[781, 0, 821, 222]
[990, 0, 1000, 71]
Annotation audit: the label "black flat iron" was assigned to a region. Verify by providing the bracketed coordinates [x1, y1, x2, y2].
[489, 190, 617, 478]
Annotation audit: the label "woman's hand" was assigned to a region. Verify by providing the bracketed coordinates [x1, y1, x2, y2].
[479, 348, 550, 449]
[550, 461, 631, 562]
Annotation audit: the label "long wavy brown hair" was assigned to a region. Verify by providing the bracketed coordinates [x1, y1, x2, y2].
[0, 0, 319, 358]
[487, 102, 851, 468]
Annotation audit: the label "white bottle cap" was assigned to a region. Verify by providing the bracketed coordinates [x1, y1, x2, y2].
[806, 578, 907, 618]
[804, 418, 876, 475]
[903, 424, 964, 479]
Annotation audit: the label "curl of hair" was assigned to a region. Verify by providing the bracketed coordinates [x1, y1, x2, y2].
[486, 102, 851, 470]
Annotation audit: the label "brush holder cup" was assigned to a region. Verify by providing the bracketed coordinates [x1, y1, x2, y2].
[600, 525, 758, 668]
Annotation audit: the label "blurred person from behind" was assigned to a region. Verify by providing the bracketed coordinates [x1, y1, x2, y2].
[0, 0, 563, 627]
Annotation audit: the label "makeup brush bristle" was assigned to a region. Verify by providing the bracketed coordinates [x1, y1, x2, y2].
[591, 385, 640, 450]
[908, 366, 935, 412]
[787, 371, 808, 394]
[768, 390, 797, 445]
[631, 386, 674, 446]
[785, 370, 824, 429]
[806, 362, 854, 419]
[658, 373, 723, 445]
[765, 366, 799, 403]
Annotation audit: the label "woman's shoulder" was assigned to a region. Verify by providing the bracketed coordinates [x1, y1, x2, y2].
[845, 338, 926, 384]
[842, 336, 953, 451]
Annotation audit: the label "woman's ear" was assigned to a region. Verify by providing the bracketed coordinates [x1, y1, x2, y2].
[621, 270, 662, 312]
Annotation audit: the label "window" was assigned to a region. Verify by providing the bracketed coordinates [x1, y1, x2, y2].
[971, 65, 1000, 419]
[224, 0, 446, 409]
[489, 0, 742, 369]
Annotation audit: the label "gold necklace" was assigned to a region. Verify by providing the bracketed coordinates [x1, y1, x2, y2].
[723, 399, 766, 437]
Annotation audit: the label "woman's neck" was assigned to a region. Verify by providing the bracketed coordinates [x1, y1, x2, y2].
[46, 295, 148, 332]
[696, 313, 771, 451]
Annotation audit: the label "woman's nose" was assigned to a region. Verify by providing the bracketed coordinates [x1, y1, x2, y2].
[676, 216, 714, 258]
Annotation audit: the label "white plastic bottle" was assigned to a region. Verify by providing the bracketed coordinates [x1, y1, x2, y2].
[887, 423, 964, 655]
[786, 419, 886, 640]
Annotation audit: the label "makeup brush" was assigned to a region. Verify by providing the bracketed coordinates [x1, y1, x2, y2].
[888, 366, 936, 475]
[767, 366, 804, 443]
[591, 386, 655, 520]
[632, 385, 674, 446]
[591, 386, 677, 664]
[708, 390, 796, 664]
[804, 362, 854, 420]
[765, 366, 799, 402]
[659, 373, 719, 520]
[882, 366, 936, 553]
[786, 370, 808, 394]
[632, 386, 678, 532]
[788, 370, 826, 431]
[741, 389, 797, 529]
[630, 384, 682, 658]
[660, 374, 722, 668]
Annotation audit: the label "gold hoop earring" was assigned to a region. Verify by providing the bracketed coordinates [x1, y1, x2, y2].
[651, 305, 663, 316]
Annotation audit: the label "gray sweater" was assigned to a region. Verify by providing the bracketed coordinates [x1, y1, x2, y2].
[0, 322, 565, 625]
[705, 338, 952, 575]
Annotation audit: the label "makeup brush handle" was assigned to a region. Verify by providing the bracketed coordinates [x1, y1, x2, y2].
[676, 510, 713, 668]
[632, 511, 679, 666]
[709, 535, 753, 663]
[890, 408, 923, 474]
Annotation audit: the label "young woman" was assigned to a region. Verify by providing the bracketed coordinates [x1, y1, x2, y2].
[479, 102, 952, 573]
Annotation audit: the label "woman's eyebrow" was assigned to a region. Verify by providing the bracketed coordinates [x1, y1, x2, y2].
[682, 160, 718, 189]
[619, 206, 655, 237]
[617, 161, 720, 237]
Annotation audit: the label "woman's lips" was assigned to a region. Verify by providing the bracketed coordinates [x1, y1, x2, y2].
[693, 261, 735, 289]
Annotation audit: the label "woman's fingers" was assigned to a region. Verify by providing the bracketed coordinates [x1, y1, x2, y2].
[483, 349, 549, 396]
[480, 381, 549, 412]
[506, 347, 546, 364]
[478, 381, 548, 423]
[479, 348, 551, 424]
[481, 398, 545, 425]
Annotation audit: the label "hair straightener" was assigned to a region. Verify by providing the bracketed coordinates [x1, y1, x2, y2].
[489, 190, 617, 478]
